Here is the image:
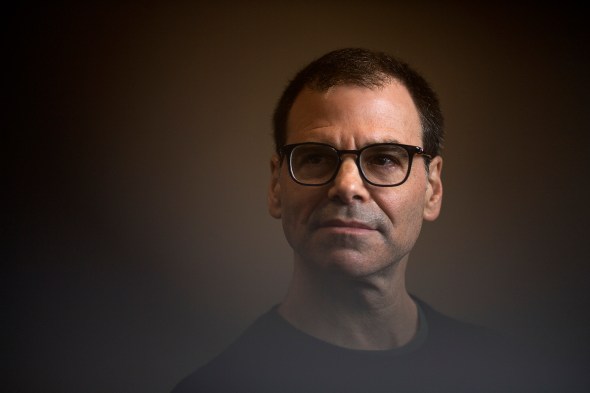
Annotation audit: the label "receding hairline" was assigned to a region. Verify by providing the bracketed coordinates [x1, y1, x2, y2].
[303, 71, 399, 92]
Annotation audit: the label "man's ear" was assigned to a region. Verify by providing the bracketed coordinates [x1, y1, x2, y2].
[423, 155, 443, 221]
[268, 154, 282, 219]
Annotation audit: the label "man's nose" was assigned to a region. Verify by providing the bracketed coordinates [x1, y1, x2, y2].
[327, 157, 370, 203]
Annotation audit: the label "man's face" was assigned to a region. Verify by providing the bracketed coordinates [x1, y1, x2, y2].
[268, 82, 443, 278]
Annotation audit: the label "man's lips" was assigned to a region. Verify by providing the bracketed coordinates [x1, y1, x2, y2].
[318, 219, 376, 231]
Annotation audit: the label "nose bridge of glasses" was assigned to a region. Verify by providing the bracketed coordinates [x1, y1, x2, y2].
[336, 149, 361, 164]
[334, 150, 364, 180]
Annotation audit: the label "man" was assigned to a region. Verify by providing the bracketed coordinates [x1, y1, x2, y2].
[172, 48, 563, 392]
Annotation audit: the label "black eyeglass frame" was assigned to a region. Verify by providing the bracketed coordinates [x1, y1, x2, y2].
[279, 142, 432, 187]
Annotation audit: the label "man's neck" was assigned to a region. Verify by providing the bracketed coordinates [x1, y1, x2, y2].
[278, 258, 418, 350]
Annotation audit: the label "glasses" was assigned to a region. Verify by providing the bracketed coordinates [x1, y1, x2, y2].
[279, 142, 432, 187]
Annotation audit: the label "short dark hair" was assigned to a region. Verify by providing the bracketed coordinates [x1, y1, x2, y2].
[272, 48, 444, 158]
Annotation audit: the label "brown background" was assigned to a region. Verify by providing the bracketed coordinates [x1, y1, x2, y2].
[10, 2, 589, 392]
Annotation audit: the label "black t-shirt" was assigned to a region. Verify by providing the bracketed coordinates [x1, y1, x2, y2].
[172, 298, 575, 392]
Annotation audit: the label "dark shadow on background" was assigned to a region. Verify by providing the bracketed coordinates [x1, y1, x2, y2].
[9, 2, 589, 392]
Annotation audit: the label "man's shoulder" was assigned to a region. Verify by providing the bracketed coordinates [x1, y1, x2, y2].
[170, 306, 287, 393]
[415, 297, 542, 367]
[415, 297, 583, 391]
[415, 297, 509, 348]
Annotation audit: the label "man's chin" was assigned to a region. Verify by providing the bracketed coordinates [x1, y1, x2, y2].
[305, 249, 396, 280]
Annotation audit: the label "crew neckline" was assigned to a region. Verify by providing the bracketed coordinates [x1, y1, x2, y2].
[269, 299, 429, 357]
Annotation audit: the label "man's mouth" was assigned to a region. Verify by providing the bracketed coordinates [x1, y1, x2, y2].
[318, 219, 376, 233]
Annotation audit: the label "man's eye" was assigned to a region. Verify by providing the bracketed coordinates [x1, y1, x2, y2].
[366, 155, 399, 167]
[301, 154, 327, 165]
[304, 154, 323, 164]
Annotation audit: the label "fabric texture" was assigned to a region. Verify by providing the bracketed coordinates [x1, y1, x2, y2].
[171, 298, 572, 392]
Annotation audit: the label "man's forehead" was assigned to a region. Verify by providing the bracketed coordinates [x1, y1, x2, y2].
[290, 81, 413, 114]
[286, 82, 421, 140]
